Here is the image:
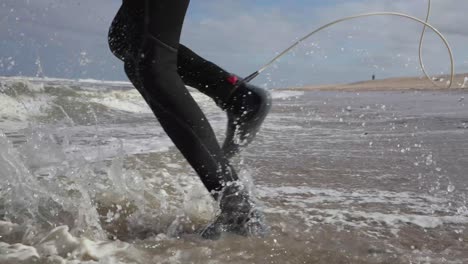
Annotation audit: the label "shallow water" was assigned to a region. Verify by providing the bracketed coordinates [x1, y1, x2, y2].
[0, 77, 467, 263]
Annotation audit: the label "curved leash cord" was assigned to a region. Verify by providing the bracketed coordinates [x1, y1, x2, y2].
[419, 0, 443, 88]
[244, 0, 455, 89]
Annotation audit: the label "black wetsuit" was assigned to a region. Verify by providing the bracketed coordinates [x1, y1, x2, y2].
[109, 0, 270, 238]
[109, 0, 242, 197]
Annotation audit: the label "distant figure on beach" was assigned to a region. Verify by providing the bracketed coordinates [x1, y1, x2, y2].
[372, 74, 376, 81]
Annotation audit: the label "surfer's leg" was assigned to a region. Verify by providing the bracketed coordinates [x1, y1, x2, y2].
[135, 0, 239, 195]
[123, 56, 267, 239]
[108, 0, 267, 239]
[176, 45, 236, 105]
[108, 2, 271, 159]
[108, 1, 144, 63]
[109, 0, 234, 193]
[177, 45, 272, 158]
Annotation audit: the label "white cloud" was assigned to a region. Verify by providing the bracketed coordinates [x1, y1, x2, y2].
[182, 0, 468, 86]
[1, 0, 467, 85]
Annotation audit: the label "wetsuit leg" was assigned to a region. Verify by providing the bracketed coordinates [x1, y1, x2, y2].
[110, 1, 271, 158]
[112, 0, 239, 196]
[177, 45, 237, 106]
[109, 1, 269, 238]
[109, 1, 239, 106]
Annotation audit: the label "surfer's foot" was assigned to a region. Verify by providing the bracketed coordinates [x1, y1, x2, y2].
[201, 183, 268, 240]
[221, 80, 272, 158]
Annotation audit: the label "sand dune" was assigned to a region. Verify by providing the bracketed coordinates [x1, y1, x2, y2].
[290, 73, 468, 91]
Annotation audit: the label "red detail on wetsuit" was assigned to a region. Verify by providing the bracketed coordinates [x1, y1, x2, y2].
[227, 75, 239, 85]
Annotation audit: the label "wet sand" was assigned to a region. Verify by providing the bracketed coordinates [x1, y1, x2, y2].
[288, 73, 468, 92]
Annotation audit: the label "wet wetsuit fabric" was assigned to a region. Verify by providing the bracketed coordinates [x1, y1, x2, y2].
[109, 0, 237, 107]
[108, 0, 239, 196]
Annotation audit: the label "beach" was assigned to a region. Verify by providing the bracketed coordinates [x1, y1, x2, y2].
[0, 76, 467, 263]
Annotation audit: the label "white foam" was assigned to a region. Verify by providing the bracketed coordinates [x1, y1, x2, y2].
[0, 221, 19, 236]
[259, 186, 467, 230]
[0, 243, 40, 264]
[310, 209, 468, 229]
[0, 94, 29, 121]
[0, 79, 54, 131]
[0, 76, 132, 89]
[83, 86, 217, 114]
[88, 90, 152, 114]
[77, 78, 131, 87]
[271, 90, 304, 99]
[0, 94, 51, 121]
[0, 224, 129, 263]
[261, 186, 446, 205]
[66, 136, 174, 161]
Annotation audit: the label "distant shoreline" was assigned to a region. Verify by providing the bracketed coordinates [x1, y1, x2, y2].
[2, 74, 468, 92]
[286, 73, 468, 92]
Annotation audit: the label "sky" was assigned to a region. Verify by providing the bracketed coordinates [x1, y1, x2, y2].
[1, 0, 468, 88]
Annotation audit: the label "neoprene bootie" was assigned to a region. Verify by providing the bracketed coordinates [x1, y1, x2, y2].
[201, 182, 268, 240]
[221, 80, 272, 158]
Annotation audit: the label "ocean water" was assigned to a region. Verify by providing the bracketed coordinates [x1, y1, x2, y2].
[0, 76, 467, 264]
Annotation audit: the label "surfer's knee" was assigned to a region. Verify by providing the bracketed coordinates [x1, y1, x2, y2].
[108, 2, 143, 62]
[108, 8, 129, 61]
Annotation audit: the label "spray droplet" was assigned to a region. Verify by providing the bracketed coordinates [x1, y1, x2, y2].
[447, 184, 455, 193]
